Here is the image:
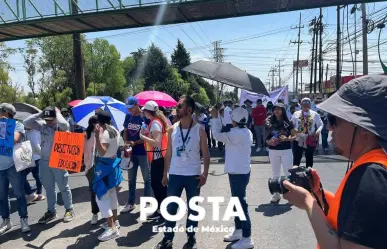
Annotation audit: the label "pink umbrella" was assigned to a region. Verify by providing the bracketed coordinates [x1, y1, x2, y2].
[68, 99, 83, 107]
[135, 91, 177, 107]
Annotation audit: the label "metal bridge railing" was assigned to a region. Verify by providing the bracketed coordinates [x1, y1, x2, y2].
[0, 0, 190, 25]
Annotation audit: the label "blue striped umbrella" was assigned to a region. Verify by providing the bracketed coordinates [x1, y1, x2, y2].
[72, 96, 128, 132]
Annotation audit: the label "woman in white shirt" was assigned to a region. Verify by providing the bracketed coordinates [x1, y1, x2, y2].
[94, 111, 121, 242]
[83, 115, 100, 225]
[211, 107, 254, 249]
[140, 101, 169, 221]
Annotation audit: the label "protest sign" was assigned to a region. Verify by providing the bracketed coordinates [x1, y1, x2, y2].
[0, 118, 16, 157]
[49, 132, 85, 173]
[240, 85, 289, 107]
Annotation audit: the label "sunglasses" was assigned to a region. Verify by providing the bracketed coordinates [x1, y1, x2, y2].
[327, 114, 337, 126]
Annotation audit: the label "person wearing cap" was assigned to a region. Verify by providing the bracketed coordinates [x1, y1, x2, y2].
[223, 100, 233, 132]
[61, 108, 75, 132]
[121, 96, 151, 213]
[291, 98, 323, 168]
[154, 95, 210, 249]
[93, 110, 123, 242]
[23, 106, 74, 224]
[251, 99, 268, 152]
[139, 101, 169, 221]
[0, 103, 30, 235]
[265, 103, 297, 203]
[283, 75, 387, 249]
[211, 106, 254, 249]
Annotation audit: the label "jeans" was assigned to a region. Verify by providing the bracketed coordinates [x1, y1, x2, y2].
[0, 166, 28, 219]
[254, 125, 266, 147]
[40, 159, 73, 212]
[86, 167, 99, 215]
[164, 174, 200, 240]
[151, 158, 167, 210]
[229, 172, 251, 238]
[205, 126, 211, 148]
[293, 145, 315, 167]
[321, 119, 329, 149]
[268, 149, 293, 178]
[128, 155, 151, 205]
[24, 159, 43, 195]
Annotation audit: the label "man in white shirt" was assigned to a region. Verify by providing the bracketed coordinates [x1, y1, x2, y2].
[291, 98, 323, 168]
[222, 100, 233, 132]
[154, 95, 210, 249]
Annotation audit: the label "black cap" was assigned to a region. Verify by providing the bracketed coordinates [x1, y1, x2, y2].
[96, 110, 111, 124]
[42, 107, 56, 120]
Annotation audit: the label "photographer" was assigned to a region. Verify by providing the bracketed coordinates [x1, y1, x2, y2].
[283, 75, 387, 249]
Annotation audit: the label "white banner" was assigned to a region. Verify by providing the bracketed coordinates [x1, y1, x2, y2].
[240, 85, 289, 107]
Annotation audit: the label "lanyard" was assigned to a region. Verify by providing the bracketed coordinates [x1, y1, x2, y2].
[179, 119, 193, 151]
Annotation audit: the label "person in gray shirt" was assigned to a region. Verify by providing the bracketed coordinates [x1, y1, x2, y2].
[24, 106, 74, 224]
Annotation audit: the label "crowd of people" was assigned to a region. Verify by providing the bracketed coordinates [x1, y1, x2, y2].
[1, 74, 386, 249]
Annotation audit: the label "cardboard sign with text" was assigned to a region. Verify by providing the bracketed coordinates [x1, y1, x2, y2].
[49, 132, 85, 173]
[0, 118, 16, 157]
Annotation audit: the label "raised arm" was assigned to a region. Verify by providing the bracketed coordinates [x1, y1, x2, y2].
[23, 113, 44, 131]
[55, 110, 70, 131]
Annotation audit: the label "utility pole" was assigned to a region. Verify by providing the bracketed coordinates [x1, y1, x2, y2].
[319, 8, 323, 93]
[314, 21, 319, 94]
[291, 13, 304, 94]
[72, 0, 86, 99]
[336, 6, 342, 91]
[268, 67, 277, 91]
[212, 41, 225, 100]
[300, 66, 303, 94]
[325, 63, 329, 92]
[361, 3, 368, 75]
[310, 17, 317, 94]
[275, 59, 285, 87]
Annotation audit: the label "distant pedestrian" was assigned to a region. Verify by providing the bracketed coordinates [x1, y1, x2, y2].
[251, 99, 267, 152]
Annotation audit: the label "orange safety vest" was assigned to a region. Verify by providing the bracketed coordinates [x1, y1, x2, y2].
[144, 118, 168, 162]
[317, 148, 387, 249]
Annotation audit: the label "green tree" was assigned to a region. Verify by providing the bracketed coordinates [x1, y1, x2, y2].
[122, 56, 144, 95]
[155, 68, 189, 101]
[141, 44, 171, 90]
[38, 70, 73, 109]
[23, 40, 38, 97]
[192, 87, 210, 106]
[85, 39, 126, 98]
[171, 39, 191, 78]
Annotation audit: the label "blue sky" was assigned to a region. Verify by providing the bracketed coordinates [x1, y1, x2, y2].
[5, 2, 387, 93]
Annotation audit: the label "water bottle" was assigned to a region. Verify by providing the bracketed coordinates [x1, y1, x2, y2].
[272, 131, 278, 139]
[141, 122, 148, 130]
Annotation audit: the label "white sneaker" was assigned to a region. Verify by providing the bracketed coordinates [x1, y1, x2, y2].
[20, 218, 30, 233]
[120, 204, 136, 213]
[224, 229, 242, 242]
[0, 219, 12, 235]
[90, 214, 98, 225]
[101, 220, 120, 230]
[231, 237, 254, 249]
[255, 147, 261, 152]
[270, 193, 281, 203]
[98, 228, 120, 242]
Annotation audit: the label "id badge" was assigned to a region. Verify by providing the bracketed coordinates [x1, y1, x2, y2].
[181, 152, 188, 162]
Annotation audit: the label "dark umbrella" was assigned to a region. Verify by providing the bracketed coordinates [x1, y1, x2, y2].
[13, 102, 41, 121]
[182, 60, 269, 96]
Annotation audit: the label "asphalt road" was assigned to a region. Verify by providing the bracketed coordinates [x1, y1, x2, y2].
[0, 149, 347, 249]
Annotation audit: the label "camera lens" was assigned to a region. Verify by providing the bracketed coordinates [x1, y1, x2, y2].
[268, 177, 289, 195]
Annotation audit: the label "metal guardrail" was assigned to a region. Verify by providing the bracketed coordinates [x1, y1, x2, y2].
[0, 0, 190, 24]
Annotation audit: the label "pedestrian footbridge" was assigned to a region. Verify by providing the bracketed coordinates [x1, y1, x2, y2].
[0, 0, 381, 42]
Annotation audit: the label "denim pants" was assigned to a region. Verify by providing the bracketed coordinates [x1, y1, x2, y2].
[0, 166, 28, 219]
[40, 159, 73, 212]
[164, 174, 201, 240]
[229, 172, 251, 238]
[24, 159, 43, 195]
[321, 119, 329, 149]
[128, 155, 151, 205]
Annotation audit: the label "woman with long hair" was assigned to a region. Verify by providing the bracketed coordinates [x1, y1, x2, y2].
[265, 103, 297, 203]
[84, 115, 100, 225]
[93, 111, 123, 241]
[139, 101, 169, 221]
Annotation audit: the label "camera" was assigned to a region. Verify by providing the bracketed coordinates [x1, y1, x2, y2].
[268, 166, 312, 194]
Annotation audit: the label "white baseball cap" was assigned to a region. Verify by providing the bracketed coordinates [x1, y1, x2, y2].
[231, 107, 248, 124]
[142, 101, 159, 112]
